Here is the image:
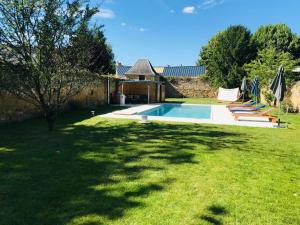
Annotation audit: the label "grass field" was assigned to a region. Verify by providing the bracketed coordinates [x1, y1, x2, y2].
[0, 99, 299, 225]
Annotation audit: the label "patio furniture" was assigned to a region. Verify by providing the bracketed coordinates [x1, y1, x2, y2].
[227, 100, 255, 108]
[229, 104, 265, 112]
[232, 108, 276, 123]
[217, 87, 240, 102]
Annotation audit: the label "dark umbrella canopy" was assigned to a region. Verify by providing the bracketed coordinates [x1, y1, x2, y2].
[241, 76, 247, 93]
[251, 76, 260, 98]
[270, 65, 286, 102]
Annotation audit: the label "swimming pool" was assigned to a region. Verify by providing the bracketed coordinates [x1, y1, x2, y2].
[138, 104, 212, 119]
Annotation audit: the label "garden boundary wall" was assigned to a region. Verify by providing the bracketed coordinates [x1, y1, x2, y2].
[164, 77, 216, 98]
[0, 77, 118, 123]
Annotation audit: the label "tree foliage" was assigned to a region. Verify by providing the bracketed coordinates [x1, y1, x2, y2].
[244, 47, 298, 87]
[70, 23, 115, 74]
[252, 24, 300, 58]
[0, 0, 112, 130]
[198, 25, 256, 88]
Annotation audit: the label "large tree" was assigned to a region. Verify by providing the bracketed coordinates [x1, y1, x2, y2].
[252, 24, 300, 58]
[0, 0, 110, 130]
[69, 23, 115, 74]
[198, 25, 256, 88]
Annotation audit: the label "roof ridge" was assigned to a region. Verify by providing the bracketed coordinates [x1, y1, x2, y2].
[124, 59, 158, 76]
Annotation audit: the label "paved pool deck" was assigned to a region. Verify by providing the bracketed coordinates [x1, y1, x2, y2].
[99, 103, 278, 128]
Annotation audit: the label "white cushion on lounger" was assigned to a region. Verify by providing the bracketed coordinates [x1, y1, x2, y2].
[217, 88, 240, 102]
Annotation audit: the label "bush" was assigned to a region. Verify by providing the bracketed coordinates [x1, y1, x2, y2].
[282, 100, 298, 113]
[263, 90, 275, 106]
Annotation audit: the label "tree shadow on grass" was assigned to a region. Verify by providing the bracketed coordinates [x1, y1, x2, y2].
[0, 108, 244, 225]
[199, 204, 229, 225]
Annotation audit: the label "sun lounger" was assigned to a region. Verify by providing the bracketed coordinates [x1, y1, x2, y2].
[227, 100, 256, 108]
[232, 108, 276, 123]
[229, 104, 265, 112]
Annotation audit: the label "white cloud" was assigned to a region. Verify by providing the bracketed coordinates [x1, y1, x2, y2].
[119, 22, 148, 33]
[199, 0, 225, 9]
[94, 8, 115, 19]
[139, 27, 147, 32]
[203, 0, 217, 5]
[182, 6, 196, 14]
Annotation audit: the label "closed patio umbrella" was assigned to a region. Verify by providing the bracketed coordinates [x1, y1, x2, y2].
[270, 65, 286, 127]
[251, 76, 260, 104]
[241, 76, 247, 102]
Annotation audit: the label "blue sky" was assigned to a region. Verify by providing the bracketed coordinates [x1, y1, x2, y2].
[90, 0, 300, 66]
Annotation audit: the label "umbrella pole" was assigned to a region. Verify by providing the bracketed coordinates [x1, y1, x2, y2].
[286, 105, 289, 129]
[277, 102, 281, 127]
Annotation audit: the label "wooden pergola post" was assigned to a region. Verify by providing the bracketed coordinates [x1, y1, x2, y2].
[147, 83, 150, 104]
[107, 78, 110, 105]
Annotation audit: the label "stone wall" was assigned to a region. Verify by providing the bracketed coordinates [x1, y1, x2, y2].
[164, 77, 216, 98]
[0, 93, 39, 122]
[0, 77, 118, 123]
[260, 81, 300, 112]
[291, 81, 300, 112]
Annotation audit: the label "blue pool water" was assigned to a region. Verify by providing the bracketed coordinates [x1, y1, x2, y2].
[139, 104, 211, 119]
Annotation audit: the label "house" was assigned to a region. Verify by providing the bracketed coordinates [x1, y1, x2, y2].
[118, 59, 165, 104]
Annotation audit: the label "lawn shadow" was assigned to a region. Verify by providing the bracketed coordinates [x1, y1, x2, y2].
[0, 107, 244, 225]
[199, 204, 229, 225]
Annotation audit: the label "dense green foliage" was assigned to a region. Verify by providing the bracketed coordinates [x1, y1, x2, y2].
[198, 25, 256, 88]
[70, 23, 115, 74]
[0, 102, 299, 225]
[252, 24, 300, 58]
[244, 47, 298, 86]
[0, 0, 113, 130]
[199, 24, 300, 89]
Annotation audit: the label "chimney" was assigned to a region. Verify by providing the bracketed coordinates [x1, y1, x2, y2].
[115, 61, 122, 76]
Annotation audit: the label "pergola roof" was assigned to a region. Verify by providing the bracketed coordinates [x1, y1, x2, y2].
[125, 59, 158, 76]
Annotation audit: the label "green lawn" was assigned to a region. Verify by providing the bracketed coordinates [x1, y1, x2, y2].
[0, 100, 299, 225]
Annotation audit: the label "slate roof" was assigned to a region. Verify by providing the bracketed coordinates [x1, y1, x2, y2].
[116, 66, 131, 76]
[162, 66, 206, 77]
[116, 63, 206, 78]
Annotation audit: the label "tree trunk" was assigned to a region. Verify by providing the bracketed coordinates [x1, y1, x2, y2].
[45, 111, 56, 131]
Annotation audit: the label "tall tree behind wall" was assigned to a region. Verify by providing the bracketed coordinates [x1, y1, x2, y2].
[197, 25, 256, 88]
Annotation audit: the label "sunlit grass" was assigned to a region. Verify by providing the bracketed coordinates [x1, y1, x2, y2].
[0, 102, 299, 225]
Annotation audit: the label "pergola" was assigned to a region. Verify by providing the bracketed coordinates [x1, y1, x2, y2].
[119, 59, 163, 104]
[119, 80, 160, 104]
